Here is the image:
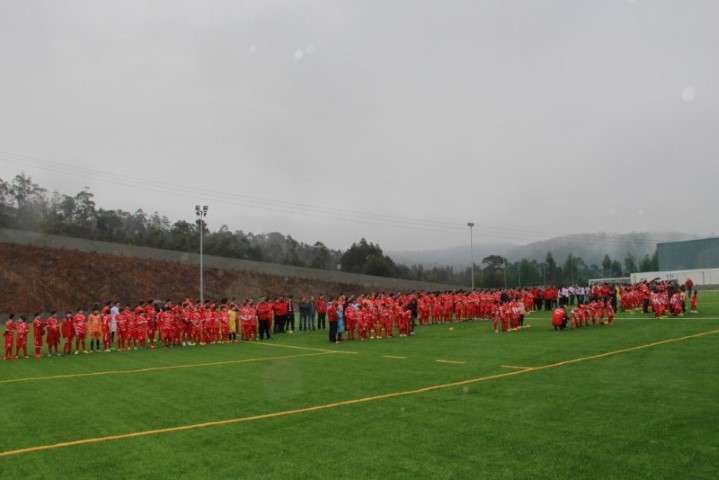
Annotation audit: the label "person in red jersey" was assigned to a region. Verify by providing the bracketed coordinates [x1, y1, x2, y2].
[273, 298, 289, 334]
[3, 314, 16, 360]
[32, 313, 46, 359]
[570, 306, 581, 329]
[101, 311, 112, 351]
[46, 311, 60, 356]
[605, 302, 615, 326]
[135, 312, 148, 349]
[327, 300, 338, 343]
[256, 298, 273, 340]
[146, 306, 157, 349]
[551, 306, 567, 331]
[239, 301, 257, 341]
[127, 306, 140, 350]
[73, 308, 87, 354]
[15, 316, 29, 359]
[344, 301, 356, 340]
[398, 307, 411, 337]
[61, 313, 74, 355]
[315, 296, 327, 330]
[116, 307, 130, 352]
[690, 290, 698, 313]
[358, 305, 371, 341]
[379, 307, 391, 339]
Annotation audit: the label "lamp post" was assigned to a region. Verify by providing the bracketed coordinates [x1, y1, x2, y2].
[467, 222, 475, 290]
[195, 205, 208, 304]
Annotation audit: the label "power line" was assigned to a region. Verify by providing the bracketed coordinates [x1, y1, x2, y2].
[0, 151, 669, 250]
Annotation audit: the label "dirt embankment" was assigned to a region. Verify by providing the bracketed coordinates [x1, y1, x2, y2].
[0, 243, 369, 314]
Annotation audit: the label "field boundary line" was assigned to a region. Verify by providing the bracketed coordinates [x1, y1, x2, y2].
[246, 341, 358, 355]
[501, 365, 532, 370]
[436, 359, 466, 365]
[0, 352, 332, 385]
[1, 328, 717, 458]
[383, 355, 407, 360]
[616, 316, 719, 320]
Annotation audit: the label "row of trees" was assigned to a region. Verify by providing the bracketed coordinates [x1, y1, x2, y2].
[0, 174, 342, 269]
[1, 173, 660, 287]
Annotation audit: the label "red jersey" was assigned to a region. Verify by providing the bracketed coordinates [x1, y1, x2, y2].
[61, 318, 74, 339]
[3, 320, 16, 339]
[73, 313, 87, 335]
[551, 308, 566, 327]
[256, 303, 274, 321]
[16, 321, 28, 338]
[273, 301, 288, 316]
[32, 317, 45, 345]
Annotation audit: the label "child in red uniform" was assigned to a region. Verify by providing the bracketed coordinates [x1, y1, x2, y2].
[605, 302, 615, 326]
[73, 308, 87, 354]
[117, 308, 130, 351]
[239, 301, 257, 341]
[32, 313, 46, 359]
[551, 307, 567, 331]
[690, 291, 698, 313]
[46, 311, 60, 356]
[61, 313, 74, 355]
[398, 308, 411, 336]
[101, 311, 112, 351]
[135, 313, 148, 349]
[3, 314, 16, 360]
[16, 316, 29, 359]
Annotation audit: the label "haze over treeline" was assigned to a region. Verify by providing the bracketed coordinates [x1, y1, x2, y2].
[1, 173, 671, 286]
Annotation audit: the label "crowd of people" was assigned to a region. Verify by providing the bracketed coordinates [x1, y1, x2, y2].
[2, 279, 700, 360]
[550, 278, 699, 330]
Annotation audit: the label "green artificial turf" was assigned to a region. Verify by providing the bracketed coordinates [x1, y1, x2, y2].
[1, 292, 718, 479]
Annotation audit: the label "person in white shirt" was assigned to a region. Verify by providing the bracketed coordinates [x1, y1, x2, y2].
[110, 301, 120, 343]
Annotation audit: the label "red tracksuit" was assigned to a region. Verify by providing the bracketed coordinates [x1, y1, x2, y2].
[46, 316, 60, 355]
[3, 320, 15, 360]
[32, 317, 45, 358]
[61, 317, 74, 355]
[15, 322, 29, 358]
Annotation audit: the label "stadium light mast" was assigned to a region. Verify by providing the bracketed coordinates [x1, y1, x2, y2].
[195, 205, 208, 304]
[467, 222, 475, 290]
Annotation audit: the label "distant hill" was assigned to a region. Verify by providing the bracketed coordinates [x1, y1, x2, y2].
[389, 242, 513, 269]
[390, 232, 701, 268]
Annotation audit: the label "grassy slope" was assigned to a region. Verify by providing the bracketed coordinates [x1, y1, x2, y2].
[1, 292, 718, 479]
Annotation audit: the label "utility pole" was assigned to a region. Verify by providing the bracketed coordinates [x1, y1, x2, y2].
[195, 205, 208, 304]
[467, 222, 475, 290]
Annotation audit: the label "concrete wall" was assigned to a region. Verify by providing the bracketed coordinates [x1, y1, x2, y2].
[0, 228, 460, 292]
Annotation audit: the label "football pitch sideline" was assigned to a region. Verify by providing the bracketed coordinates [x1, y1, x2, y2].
[2, 293, 718, 479]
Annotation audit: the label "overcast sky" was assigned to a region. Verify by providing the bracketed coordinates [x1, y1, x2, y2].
[0, 0, 717, 251]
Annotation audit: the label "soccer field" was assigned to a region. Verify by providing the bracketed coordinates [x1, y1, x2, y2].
[2, 293, 719, 479]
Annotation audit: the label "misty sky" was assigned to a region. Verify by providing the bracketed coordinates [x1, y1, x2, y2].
[0, 0, 717, 251]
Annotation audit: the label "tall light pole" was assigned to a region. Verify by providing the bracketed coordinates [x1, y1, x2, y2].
[467, 222, 475, 290]
[195, 205, 208, 304]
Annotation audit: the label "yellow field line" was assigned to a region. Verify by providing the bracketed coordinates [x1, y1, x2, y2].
[246, 341, 358, 355]
[436, 359, 466, 365]
[617, 316, 719, 320]
[501, 365, 533, 370]
[0, 352, 332, 385]
[1, 327, 717, 458]
[383, 355, 407, 360]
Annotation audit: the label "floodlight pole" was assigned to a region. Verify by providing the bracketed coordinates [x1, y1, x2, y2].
[467, 222, 475, 290]
[195, 205, 209, 304]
